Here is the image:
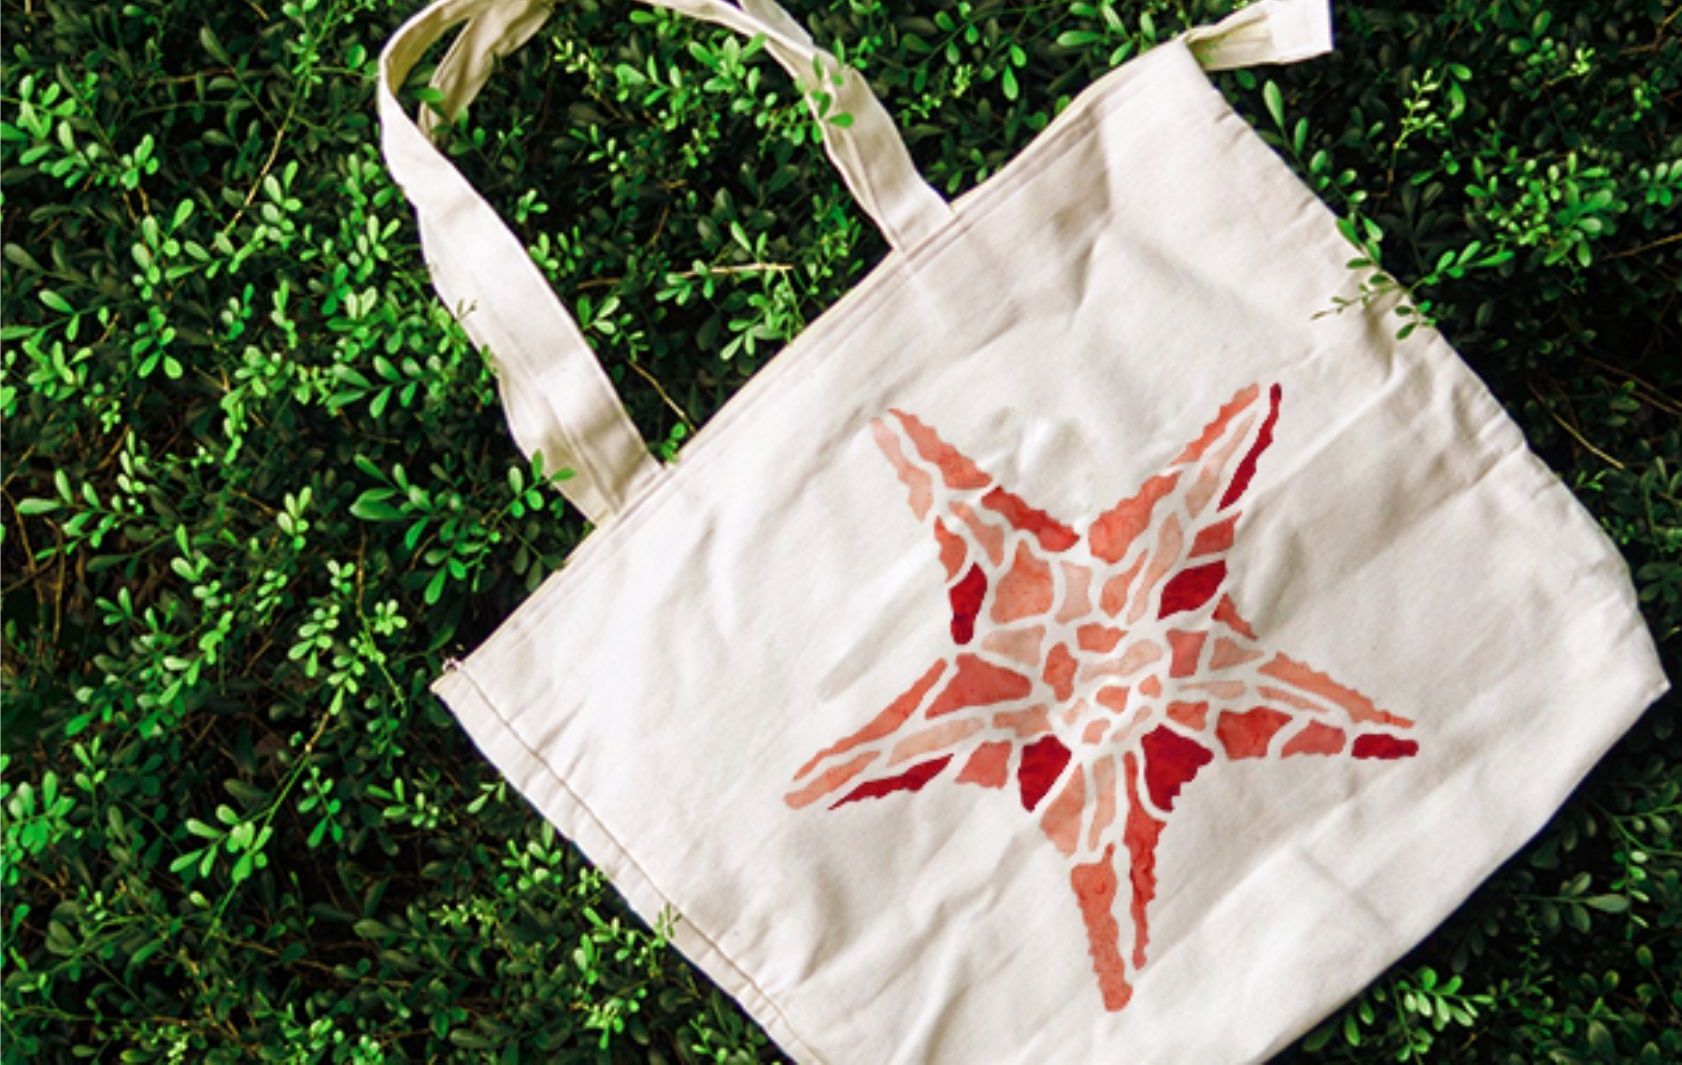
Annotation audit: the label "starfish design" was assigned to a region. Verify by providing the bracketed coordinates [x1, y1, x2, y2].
[784, 383, 1419, 1012]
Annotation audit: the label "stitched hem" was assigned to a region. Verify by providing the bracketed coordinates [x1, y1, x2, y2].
[432, 661, 829, 1065]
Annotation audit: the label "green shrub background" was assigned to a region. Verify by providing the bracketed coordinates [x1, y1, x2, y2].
[2, 0, 1678, 1060]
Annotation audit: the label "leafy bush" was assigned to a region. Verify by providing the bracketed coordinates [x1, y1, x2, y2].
[2, 0, 1676, 1061]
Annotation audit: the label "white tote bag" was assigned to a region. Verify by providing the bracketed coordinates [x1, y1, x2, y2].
[377, 1, 1670, 1060]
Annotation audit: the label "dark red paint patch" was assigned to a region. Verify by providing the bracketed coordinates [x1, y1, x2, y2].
[1157, 560, 1227, 618]
[948, 563, 987, 644]
[831, 755, 953, 808]
[1139, 726, 1213, 812]
[1017, 735, 1072, 811]
[1352, 734, 1419, 760]
[1219, 383, 1282, 510]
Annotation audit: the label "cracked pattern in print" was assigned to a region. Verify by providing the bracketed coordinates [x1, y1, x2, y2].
[784, 383, 1419, 1013]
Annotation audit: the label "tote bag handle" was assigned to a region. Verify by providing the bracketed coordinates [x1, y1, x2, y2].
[1185, 0, 1334, 70]
[378, 0, 954, 524]
[377, 0, 1332, 525]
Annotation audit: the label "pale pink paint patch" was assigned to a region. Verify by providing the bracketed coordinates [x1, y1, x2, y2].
[1082, 719, 1110, 745]
[870, 418, 934, 520]
[1057, 561, 1094, 623]
[1083, 639, 1163, 679]
[1088, 755, 1118, 850]
[1137, 675, 1162, 699]
[889, 718, 984, 766]
[952, 501, 1006, 565]
[1041, 765, 1087, 856]
[1184, 467, 1221, 520]
[1209, 636, 1264, 670]
[992, 541, 1055, 623]
[1115, 640, 1164, 676]
[981, 624, 1047, 667]
[993, 705, 1053, 737]
[1183, 679, 1247, 700]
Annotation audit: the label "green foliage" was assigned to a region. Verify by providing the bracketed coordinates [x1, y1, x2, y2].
[2, 0, 1676, 1062]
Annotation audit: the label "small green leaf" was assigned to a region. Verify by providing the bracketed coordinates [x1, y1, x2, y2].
[350, 489, 403, 522]
[1263, 80, 1286, 132]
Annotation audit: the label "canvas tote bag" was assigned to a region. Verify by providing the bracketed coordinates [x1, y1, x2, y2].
[377, 0, 1670, 1060]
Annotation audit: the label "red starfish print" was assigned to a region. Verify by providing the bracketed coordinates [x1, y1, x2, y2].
[784, 383, 1419, 1012]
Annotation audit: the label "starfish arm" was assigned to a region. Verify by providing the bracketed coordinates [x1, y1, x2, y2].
[786, 650, 1055, 809]
[874, 411, 1080, 610]
[871, 413, 1007, 645]
[1012, 746, 1134, 1010]
[1047, 746, 1179, 1012]
[1069, 841, 1135, 1011]
[1159, 619, 1419, 762]
[872, 411, 1003, 569]
[1088, 383, 1284, 626]
[789, 389, 1422, 1016]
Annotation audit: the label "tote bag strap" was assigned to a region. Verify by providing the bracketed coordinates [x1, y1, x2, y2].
[378, 0, 953, 525]
[1183, 0, 1334, 71]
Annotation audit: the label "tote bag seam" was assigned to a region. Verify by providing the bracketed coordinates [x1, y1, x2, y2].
[452, 46, 1190, 664]
[444, 658, 830, 1062]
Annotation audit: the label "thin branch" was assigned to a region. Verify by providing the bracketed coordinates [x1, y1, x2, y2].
[1528, 382, 1626, 470]
[626, 360, 695, 429]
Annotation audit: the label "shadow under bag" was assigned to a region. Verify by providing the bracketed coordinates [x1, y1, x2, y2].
[377, 1, 1670, 1060]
